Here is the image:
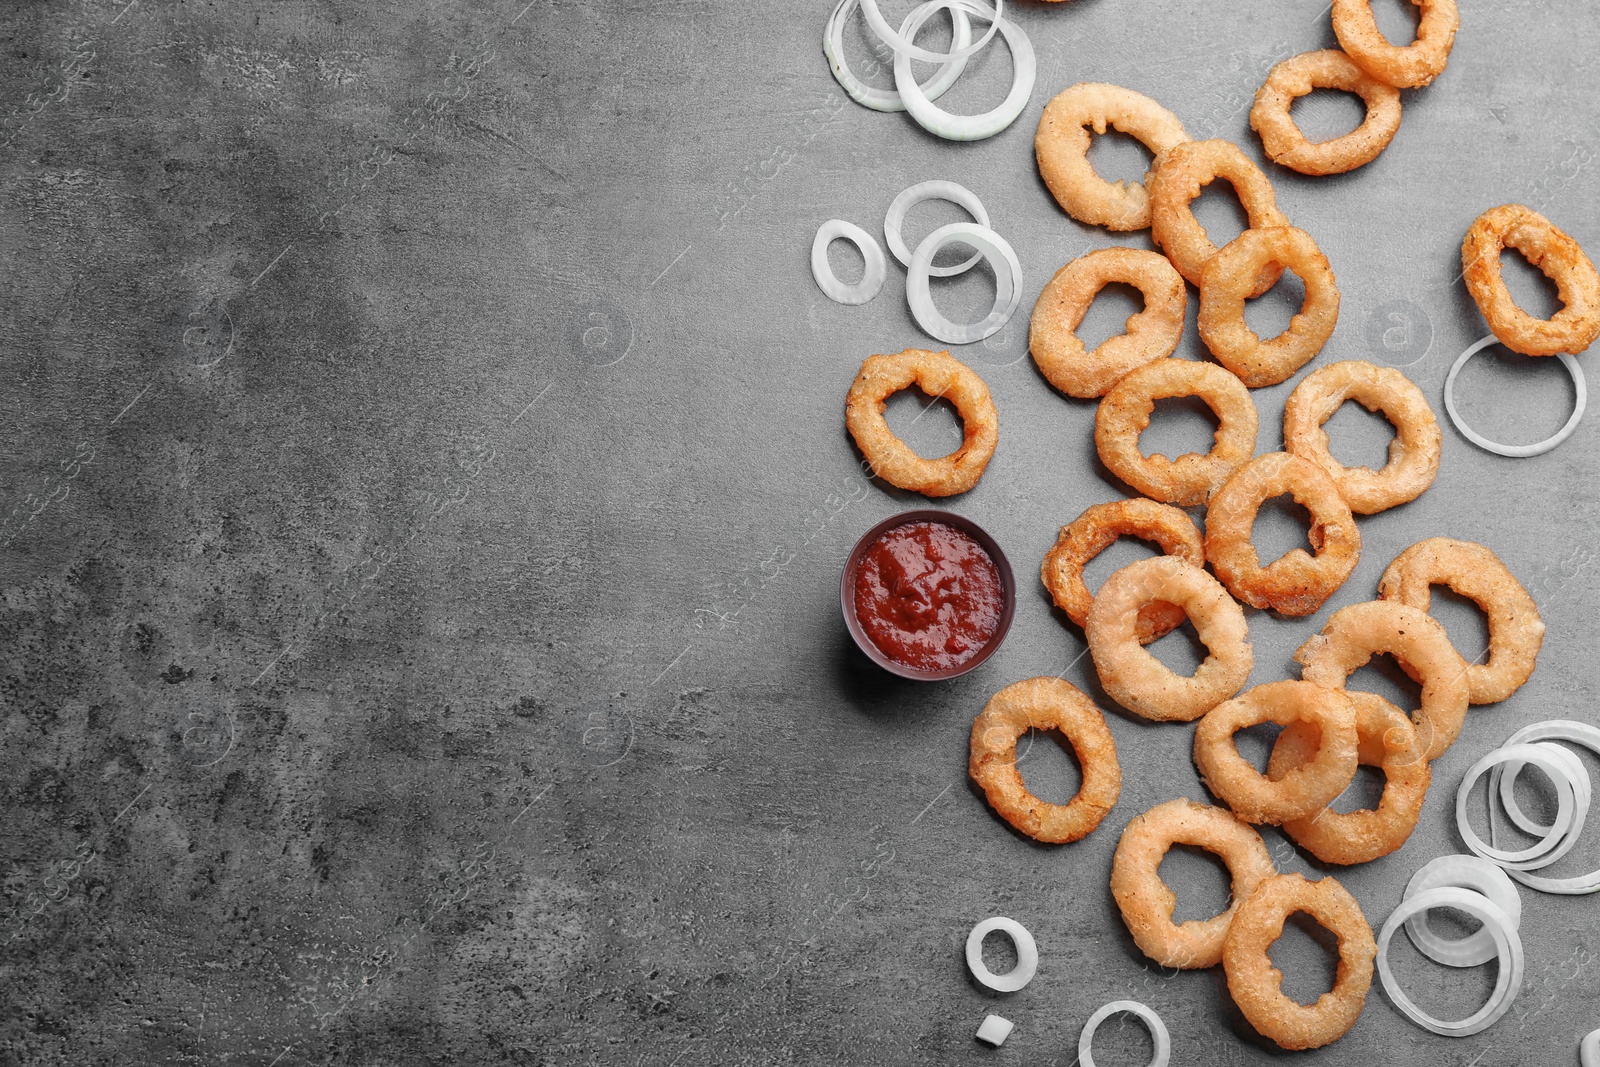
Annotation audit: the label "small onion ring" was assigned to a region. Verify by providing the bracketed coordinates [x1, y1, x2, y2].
[1294, 600, 1469, 761]
[906, 222, 1023, 345]
[1095, 359, 1259, 508]
[811, 219, 888, 305]
[1197, 226, 1340, 389]
[1462, 204, 1600, 357]
[1443, 335, 1588, 458]
[1223, 873, 1376, 1051]
[1331, 0, 1460, 89]
[857, 0, 1002, 65]
[1269, 692, 1430, 864]
[1376, 888, 1523, 1037]
[965, 915, 1038, 992]
[1203, 452, 1361, 617]
[1034, 83, 1191, 231]
[1195, 680, 1360, 825]
[1455, 742, 1589, 871]
[894, 0, 1036, 143]
[968, 676, 1122, 844]
[1085, 556, 1253, 723]
[1283, 360, 1442, 515]
[1078, 1000, 1171, 1067]
[884, 180, 990, 276]
[1249, 50, 1402, 176]
[1377, 537, 1544, 704]
[1489, 721, 1600, 894]
[1402, 856, 1523, 967]
[844, 348, 999, 496]
[1030, 248, 1188, 399]
[823, 0, 972, 113]
[1040, 497, 1204, 644]
[1148, 138, 1289, 294]
[1110, 798, 1277, 970]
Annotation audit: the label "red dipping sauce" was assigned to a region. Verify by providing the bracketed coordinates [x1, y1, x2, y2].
[853, 520, 1006, 672]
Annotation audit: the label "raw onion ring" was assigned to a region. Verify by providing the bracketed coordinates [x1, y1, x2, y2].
[884, 180, 990, 276]
[1249, 50, 1402, 176]
[1148, 138, 1289, 294]
[1462, 203, 1600, 357]
[1488, 721, 1600, 894]
[906, 222, 1022, 344]
[1376, 887, 1523, 1037]
[857, 0, 1001, 65]
[1455, 742, 1589, 871]
[1078, 1000, 1171, 1067]
[811, 219, 888, 305]
[824, 0, 972, 113]
[844, 348, 999, 496]
[1332, 0, 1459, 89]
[894, 0, 1035, 142]
[1402, 856, 1522, 967]
[1034, 83, 1190, 231]
[965, 915, 1038, 991]
[1197, 225, 1340, 389]
[1443, 335, 1587, 458]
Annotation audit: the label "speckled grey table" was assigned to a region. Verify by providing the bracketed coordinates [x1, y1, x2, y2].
[2, 0, 1599, 1064]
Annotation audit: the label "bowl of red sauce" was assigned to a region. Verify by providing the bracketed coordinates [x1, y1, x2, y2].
[841, 510, 1016, 681]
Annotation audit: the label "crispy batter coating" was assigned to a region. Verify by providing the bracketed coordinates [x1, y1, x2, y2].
[844, 348, 999, 496]
[1198, 226, 1340, 389]
[1035, 83, 1191, 231]
[1149, 139, 1289, 294]
[1461, 203, 1600, 357]
[1250, 50, 1402, 175]
[1332, 0, 1459, 88]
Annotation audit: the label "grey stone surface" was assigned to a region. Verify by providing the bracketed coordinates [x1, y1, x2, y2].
[1, 0, 1598, 1063]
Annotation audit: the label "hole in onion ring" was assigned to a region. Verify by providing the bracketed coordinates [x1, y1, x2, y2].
[1012, 726, 1084, 804]
[1250, 493, 1319, 566]
[1448, 341, 1580, 447]
[1157, 844, 1234, 924]
[1382, 920, 1504, 1021]
[826, 238, 869, 287]
[1322, 400, 1398, 470]
[1498, 246, 1565, 321]
[1075, 280, 1148, 353]
[1136, 395, 1220, 463]
[1231, 721, 1284, 775]
[1143, 618, 1210, 677]
[883, 386, 965, 460]
[1268, 912, 1342, 1006]
[1367, 0, 1423, 46]
[1505, 769, 1564, 837]
[928, 256, 1004, 324]
[1083, 1011, 1157, 1065]
[1079, 534, 1165, 605]
[1084, 129, 1158, 193]
[1189, 180, 1252, 256]
[1242, 268, 1307, 346]
[1287, 89, 1368, 145]
[908, 10, 1014, 122]
[1346, 654, 1424, 717]
[1328, 763, 1389, 815]
[979, 927, 1020, 975]
[1427, 585, 1492, 667]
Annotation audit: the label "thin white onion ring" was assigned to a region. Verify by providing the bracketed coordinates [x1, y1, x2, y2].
[857, 0, 1002, 65]
[1444, 335, 1588, 458]
[1078, 1000, 1170, 1067]
[1403, 855, 1522, 968]
[906, 221, 1021, 344]
[811, 219, 887, 305]
[894, 0, 1035, 142]
[1490, 721, 1600, 894]
[965, 916, 1038, 992]
[824, 0, 972, 113]
[1377, 886, 1524, 1037]
[1456, 741, 1588, 870]
[884, 180, 991, 276]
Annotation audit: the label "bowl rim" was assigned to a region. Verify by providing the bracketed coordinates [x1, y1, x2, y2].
[840, 508, 1017, 681]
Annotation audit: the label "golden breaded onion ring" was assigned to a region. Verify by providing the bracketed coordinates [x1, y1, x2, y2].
[1030, 247, 1188, 398]
[1461, 203, 1600, 357]
[1250, 50, 1402, 176]
[1194, 680, 1360, 825]
[1086, 556, 1253, 722]
[1223, 873, 1376, 1050]
[1294, 599, 1470, 761]
[1148, 138, 1289, 294]
[1204, 452, 1361, 617]
[1197, 226, 1340, 389]
[1095, 359, 1259, 507]
[1110, 798, 1276, 969]
[1041, 497, 1204, 644]
[968, 676, 1121, 843]
[1035, 83, 1190, 231]
[1332, 0, 1459, 89]
[1283, 360, 1442, 514]
[1377, 537, 1544, 704]
[844, 348, 999, 496]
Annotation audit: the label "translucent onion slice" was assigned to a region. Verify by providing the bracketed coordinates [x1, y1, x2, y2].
[906, 221, 1021, 344]
[1378, 886, 1524, 1037]
[894, 0, 1036, 142]
[1403, 855, 1522, 968]
[884, 180, 991, 276]
[811, 219, 887, 305]
[857, 0, 1002, 65]
[1078, 1000, 1171, 1067]
[1444, 335, 1588, 458]
[824, 0, 972, 113]
[1455, 741, 1588, 870]
[1489, 721, 1600, 894]
[965, 915, 1038, 992]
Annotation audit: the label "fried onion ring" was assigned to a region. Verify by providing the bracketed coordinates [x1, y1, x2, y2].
[1194, 680, 1359, 824]
[1030, 248, 1188, 398]
[1148, 138, 1289, 294]
[1197, 226, 1340, 388]
[968, 676, 1122, 843]
[1095, 359, 1259, 507]
[1269, 692, 1431, 864]
[1461, 203, 1600, 357]
[1377, 537, 1544, 704]
[1110, 798, 1276, 969]
[1283, 360, 1441, 514]
[1249, 50, 1402, 176]
[1041, 498, 1204, 644]
[1203, 452, 1360, 617]
[1085, 556, 1253, 722]
[1331, 0, 1459, 89]
[1223, 873, 1376, 1050]
[1294, 599, 1469, 761]
[844, 348, 998, 496]
[1035, 83, 1191, 231]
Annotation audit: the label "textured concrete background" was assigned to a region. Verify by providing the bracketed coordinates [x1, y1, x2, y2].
[2, 0, 1599, 1063]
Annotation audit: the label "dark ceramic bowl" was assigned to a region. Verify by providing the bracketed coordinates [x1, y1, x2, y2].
[840, 509, 1017, 681]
